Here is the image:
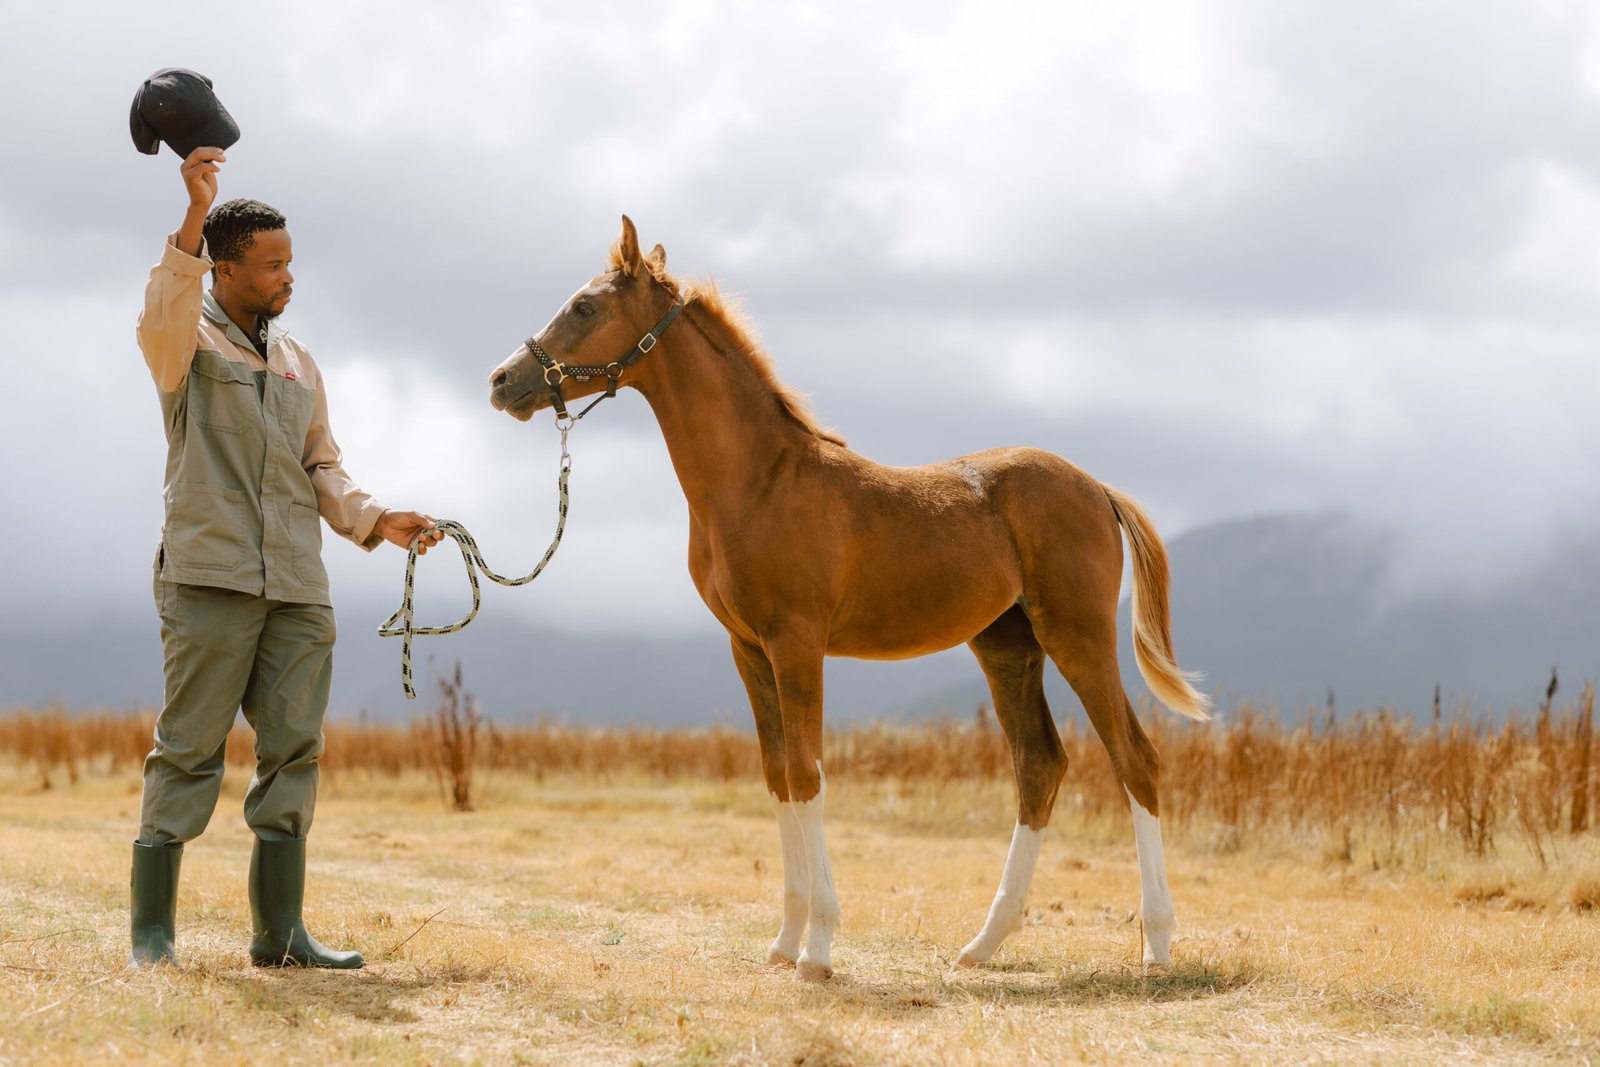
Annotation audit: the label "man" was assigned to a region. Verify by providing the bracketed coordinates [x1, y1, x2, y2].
[131, 145, 442, 969]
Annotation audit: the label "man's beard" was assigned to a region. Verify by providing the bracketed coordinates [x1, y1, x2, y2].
[249, 291, 290, 320]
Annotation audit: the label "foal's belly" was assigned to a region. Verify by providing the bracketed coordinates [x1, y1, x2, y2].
[822, 556, 1021, 660]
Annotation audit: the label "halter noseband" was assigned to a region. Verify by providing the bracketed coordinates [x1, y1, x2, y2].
[526, 296, 685, 422]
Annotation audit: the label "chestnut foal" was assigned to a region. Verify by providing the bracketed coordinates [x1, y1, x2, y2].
[489, 218, 1209, 981]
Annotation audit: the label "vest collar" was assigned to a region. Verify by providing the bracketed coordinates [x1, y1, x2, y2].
[203, 290, 289, 356]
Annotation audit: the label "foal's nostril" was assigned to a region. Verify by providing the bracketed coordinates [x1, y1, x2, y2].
[490, 368, 507, 387]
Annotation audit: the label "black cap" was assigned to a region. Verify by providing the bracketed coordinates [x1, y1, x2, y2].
[130, 68, 240, 158]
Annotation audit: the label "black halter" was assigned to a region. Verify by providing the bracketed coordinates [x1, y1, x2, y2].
[526, 297, 685, 422]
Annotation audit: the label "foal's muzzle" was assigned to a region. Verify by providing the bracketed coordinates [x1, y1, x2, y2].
[488, 349, 544, 421]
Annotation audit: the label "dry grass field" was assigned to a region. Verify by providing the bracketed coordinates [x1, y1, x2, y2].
[2, 699, 1599, 1066]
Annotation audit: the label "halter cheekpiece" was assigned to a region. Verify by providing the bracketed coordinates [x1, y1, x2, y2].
[528, 297, 685, 421]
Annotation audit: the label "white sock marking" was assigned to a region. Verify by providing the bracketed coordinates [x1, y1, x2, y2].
[959, 822, 1045, 964]
[1127, 786, 1176, 966]
[768, 792, 810, 962]
[792, 762, 839, 974]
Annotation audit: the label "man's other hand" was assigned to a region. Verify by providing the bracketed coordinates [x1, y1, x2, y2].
[377, 511, 444, 554]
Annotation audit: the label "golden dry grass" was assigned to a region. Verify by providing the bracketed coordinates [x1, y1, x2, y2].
[2, 736, 1599, 1066]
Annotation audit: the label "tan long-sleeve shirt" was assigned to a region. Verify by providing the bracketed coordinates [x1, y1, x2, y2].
[138, 233, 386, 605]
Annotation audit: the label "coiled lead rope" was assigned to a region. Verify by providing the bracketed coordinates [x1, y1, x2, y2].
[378, 426, 573, 700]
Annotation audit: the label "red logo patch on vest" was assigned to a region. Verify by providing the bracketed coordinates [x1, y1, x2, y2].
[285, 371, 297, 381]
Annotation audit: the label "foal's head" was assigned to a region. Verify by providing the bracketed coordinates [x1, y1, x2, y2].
[489, 215, 672, 421]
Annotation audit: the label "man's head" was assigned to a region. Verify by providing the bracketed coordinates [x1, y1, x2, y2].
[203, 198, 293, 320]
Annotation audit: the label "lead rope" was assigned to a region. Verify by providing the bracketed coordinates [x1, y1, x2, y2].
[378, 422, 573, 700]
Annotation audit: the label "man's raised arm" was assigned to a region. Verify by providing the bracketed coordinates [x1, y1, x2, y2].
[137, 147, 225, 392]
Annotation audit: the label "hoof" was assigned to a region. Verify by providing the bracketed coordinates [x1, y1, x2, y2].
[796, 960, 833, 983]
[1142, 918, 1174, 968]
[954, 950, 988, 969]
[766, 947, 797, 968]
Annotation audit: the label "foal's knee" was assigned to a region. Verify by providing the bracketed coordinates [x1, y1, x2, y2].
[760, 753, 790, 801]
[786, 760, 824, 805]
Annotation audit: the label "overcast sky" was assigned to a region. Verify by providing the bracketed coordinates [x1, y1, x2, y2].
[4, 1, 1600, 660]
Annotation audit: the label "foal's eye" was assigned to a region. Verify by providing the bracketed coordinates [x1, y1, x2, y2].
[574, 302, 595, 317]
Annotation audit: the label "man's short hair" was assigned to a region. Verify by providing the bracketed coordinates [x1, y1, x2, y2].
[203, 198, 286, 268]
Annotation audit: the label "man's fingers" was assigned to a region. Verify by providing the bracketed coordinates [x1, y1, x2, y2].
[382, 512, 445, 552]
[183, 146, 227, 166]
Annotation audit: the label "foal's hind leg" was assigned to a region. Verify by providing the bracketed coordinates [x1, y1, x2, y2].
[729, 638, 809, 968]
[956, 606, 1068, 967]
[1047, 641, 1177, 968]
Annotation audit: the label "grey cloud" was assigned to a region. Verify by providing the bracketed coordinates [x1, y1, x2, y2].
[4, 1, 1600, 687]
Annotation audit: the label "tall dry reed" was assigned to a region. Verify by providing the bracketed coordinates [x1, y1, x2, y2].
[4, 687, 1598, 861]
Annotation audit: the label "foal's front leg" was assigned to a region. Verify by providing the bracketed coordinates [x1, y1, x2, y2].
[768, 636, 839, 982]
[730, 639, 810, 967]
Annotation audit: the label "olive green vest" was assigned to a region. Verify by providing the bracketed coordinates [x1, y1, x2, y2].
[156, 296, 330, 606]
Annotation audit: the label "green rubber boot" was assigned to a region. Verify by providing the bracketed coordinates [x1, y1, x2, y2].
[129, 841, 183, 968]
[248, 837, 364, 969]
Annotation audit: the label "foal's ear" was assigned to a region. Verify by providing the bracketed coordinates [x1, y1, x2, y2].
[646, 243, 667, 272]
[616, 215, 642, 276]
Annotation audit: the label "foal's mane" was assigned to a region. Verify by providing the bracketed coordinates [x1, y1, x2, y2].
[608, 242, 847, 447]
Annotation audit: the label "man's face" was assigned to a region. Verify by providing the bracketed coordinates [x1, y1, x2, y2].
[217, 228, 294, 320]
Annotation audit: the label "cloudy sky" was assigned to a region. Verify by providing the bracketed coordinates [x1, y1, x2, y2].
[4, 2, 1600, 693]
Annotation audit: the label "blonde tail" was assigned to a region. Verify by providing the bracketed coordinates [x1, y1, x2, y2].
[1103, 485, 1211, 721]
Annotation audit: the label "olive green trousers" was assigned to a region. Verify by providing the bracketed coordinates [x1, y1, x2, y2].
[138, 579, 335, 846]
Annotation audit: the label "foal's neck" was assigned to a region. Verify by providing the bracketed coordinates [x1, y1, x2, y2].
[633, 301, 824, 514]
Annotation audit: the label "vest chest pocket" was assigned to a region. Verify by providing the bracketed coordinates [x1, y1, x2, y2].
[190, 350, 259, 435]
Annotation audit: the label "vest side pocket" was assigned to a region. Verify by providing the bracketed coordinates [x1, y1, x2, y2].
[166, 482, 248, 570]
[289, 502, 329, 589]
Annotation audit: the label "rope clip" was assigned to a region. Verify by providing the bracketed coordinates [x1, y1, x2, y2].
[556, 415, 574, 469]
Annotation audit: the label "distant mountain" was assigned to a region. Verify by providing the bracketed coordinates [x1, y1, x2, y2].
[5, 512, 1595, 725]
[1162, 511, 1598, 717]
